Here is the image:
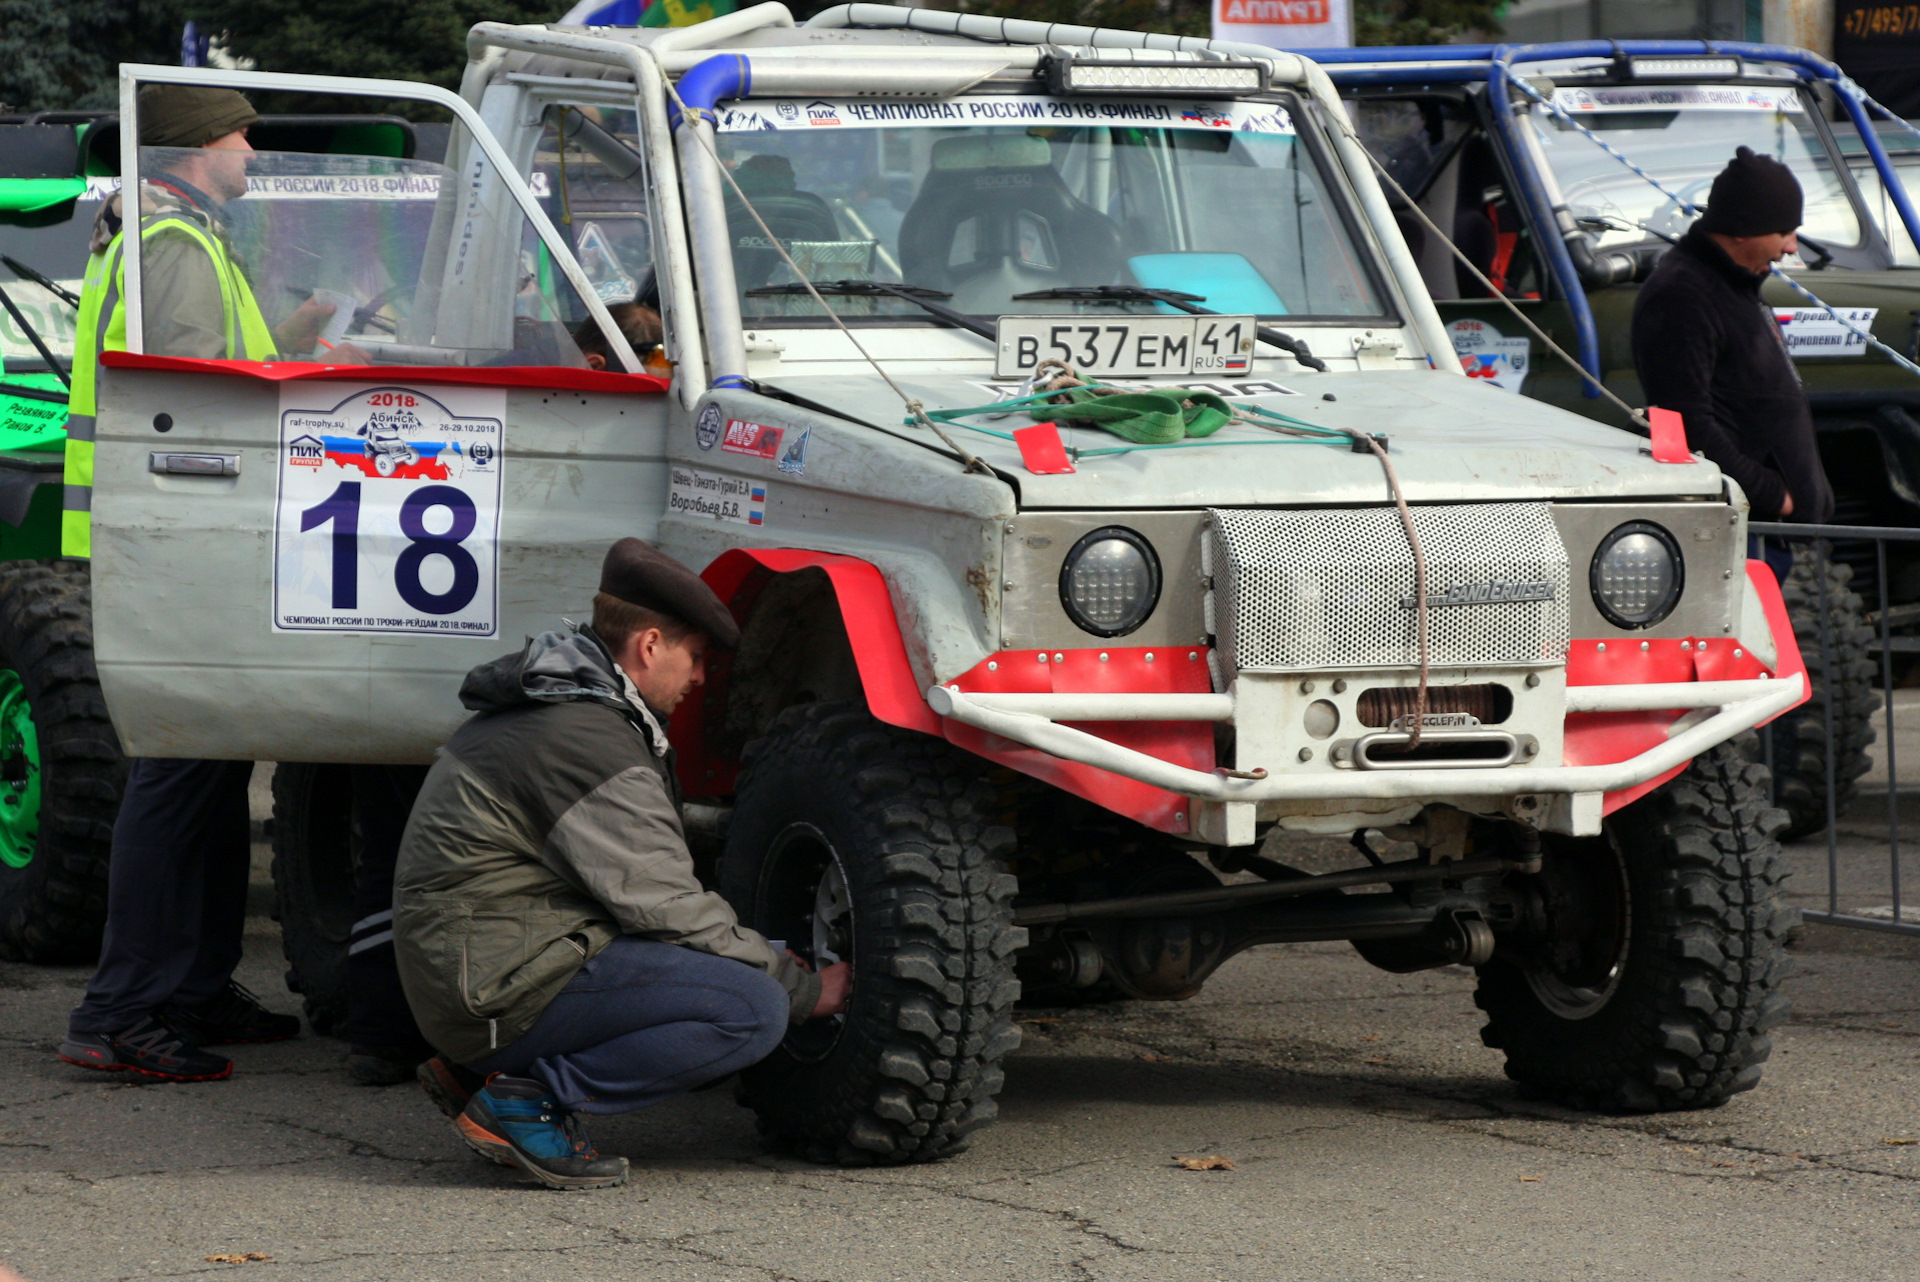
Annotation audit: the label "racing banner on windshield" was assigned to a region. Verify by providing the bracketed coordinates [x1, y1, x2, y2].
[715, 97, 1294, 134]
[1212, 0, 1352, 50]
[273, 383, 505, 636]
[1549, 86, 1804, 114]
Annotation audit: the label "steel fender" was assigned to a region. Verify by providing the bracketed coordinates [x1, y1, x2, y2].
[1566, 559, 1808, 815]
[701, 546, 939, 736]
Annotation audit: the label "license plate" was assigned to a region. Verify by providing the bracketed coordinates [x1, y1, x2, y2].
[995, 315, 1257, 379]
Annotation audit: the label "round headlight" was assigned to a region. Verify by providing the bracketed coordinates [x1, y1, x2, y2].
[1059, 527, 1161, 637]
[1590, 521, 1683, 628]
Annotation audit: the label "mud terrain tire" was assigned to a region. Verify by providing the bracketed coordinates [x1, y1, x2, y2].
[1475, 743, 1795, 1111]
[270, 763, 354, 1035]
[1771, 543, 1877, 840]
[0, 560, 126, 962]
[721, 702, 1024, 1165]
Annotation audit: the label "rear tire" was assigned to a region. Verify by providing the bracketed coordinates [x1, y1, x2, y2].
[1475, 743, 1794, 1111]
[270, 763, 355, 1035]
[0, 560, 126, 963]
[1771, 542, 1877, 840]
[720, 702, 1023, 1165]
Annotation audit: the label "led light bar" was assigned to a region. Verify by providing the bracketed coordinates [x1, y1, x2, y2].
[1627, 56, 1743, 80]
[1046, 57, 1269, 98]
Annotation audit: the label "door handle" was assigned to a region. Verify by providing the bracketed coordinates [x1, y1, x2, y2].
[149, 452, 239, 477]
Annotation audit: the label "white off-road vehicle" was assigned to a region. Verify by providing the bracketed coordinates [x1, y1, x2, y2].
[90, 4, 1806, 1164]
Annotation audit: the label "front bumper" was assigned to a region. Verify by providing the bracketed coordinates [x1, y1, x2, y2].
[927, 673, 1805, 836]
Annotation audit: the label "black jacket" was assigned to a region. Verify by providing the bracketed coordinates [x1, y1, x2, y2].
[1630, 225, 1832, 523]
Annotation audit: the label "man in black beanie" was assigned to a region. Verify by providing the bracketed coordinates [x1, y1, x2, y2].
[391, 539, 850, 1189]
[1632, 146, 1833, 537]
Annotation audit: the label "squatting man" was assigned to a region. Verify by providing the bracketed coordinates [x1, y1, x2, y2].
[394, 538, 851, 1189]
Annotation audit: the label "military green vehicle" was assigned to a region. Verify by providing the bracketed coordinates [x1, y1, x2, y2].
[1322, 41, 1920, 837]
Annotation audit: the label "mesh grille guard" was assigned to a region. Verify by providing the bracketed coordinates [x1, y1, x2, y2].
[1205, 503, 1571, 675]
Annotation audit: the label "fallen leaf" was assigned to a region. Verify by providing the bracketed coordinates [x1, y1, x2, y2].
[1360, 1036, 1380, 1042]
[1017, 1018, 1062, 1025]
[204, 1254, 271, 1264]
[1174, 1155, 1236, 1172]
[1712, 1162, 1736, 1168]
[1141, 1053, 1167, 1062]
[1883, 1138, 1917, 1146]
[1364, 1057, 1388, 1065]
[1517, 1176, 1540, 1183]
[1679, 1146, 1700, 1154]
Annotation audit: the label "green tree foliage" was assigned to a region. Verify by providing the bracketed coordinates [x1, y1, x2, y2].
[0, 1, 189, 112]
[1355, 0, 1502, 46]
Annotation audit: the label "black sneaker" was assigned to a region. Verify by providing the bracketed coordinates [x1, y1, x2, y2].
[160, 981, 300, 1046]
[418, 1055, 483, 1119]
[455, 1074, 629, 1189]
[347, 1045, 428, 1087]
[59, 1018, 234, 1083]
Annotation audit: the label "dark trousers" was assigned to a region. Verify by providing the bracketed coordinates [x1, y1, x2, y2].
[468, 937, 790, 1116]
[68, 759, 255, 1036]
[1749, 533, 1795, 585]
[343, 764, 430, 1053]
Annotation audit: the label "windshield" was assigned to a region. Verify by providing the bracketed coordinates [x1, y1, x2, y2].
[712, 95, 1386, 325]
[1526, 85, 1861, 253]
[0, 179, 109, 371]
[137, 142, 588, 367]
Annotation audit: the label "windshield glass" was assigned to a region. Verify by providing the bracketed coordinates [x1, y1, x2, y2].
[1526, 85, 1860, 252]
[0, 177, 111, 371]
[137, 142, 588, 367]
[712, 95, 1386, 325]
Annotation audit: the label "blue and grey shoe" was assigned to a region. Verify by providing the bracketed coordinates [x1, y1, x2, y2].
[455, 1074, 629, 1190]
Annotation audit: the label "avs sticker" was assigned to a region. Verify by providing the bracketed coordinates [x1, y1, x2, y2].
[670, 464, 766, 526]
[273, 383, 505, 636]
[695, 402, 725, 450]
[721, 418, 784, 460]
[1448, 319, 1530, 394]
[1773, 307, 1877, 357]
[778, 427, 811, 475]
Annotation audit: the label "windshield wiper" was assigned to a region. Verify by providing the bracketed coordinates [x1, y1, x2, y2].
[1, 255, 81, 309]
[1012, 285, 1329, 373]
[0, 283, 70, 387]
[745, 280, 995, 340]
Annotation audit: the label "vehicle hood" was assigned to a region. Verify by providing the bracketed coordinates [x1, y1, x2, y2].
[762, 369, 1727, 508]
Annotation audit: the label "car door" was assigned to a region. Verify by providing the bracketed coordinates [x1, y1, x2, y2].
[88, 65, 673, 761]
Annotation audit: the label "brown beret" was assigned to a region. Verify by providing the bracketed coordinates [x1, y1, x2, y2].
[600, 538, 740, 649]
[138, 85, 259, 149]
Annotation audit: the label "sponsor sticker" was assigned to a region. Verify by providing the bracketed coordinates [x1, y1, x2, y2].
[273, 384, 505, 636]
[721, 418, 784, 460]
[778, 427, 812, 475]
[669, 465, 767, 526]
[1550, 86, 1803, 115]
[1773, 307, 1878, 357]
[717, 96, 1294, 136]
[1447, 319, 1530, 394]
[695, 402, 725, 450]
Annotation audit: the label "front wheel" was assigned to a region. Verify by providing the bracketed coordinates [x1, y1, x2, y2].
[1475, 743, 1795, 1111]
[720, 702, 1023, 1165]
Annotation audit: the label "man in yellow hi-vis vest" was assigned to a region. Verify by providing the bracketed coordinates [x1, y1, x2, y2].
[59, 86, 341, 1084]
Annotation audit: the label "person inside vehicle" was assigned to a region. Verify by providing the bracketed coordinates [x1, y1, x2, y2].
[395, 538, 851, 1190]
[571, 301, 663, 369]
[1631, 145, 1834, 574]
[58, 85, 346, 1085]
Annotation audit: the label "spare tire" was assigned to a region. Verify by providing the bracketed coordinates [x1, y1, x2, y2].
[0, 560, 126, 963]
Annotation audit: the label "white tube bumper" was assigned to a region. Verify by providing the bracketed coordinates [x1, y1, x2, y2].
[925, 674, 1805, 803]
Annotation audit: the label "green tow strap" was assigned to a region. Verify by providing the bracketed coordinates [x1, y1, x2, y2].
[910, 388, 1351, 458]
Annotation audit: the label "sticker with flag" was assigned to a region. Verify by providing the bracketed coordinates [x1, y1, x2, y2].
[561, 0, 736, 26]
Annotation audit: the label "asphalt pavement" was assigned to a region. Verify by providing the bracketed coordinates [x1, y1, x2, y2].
[2, 784, 1917, 1281]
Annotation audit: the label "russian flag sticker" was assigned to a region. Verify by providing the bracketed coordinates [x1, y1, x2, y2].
[749, 485, 766, 525]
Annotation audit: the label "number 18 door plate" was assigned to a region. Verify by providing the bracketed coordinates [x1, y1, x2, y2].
[995, 314, 1257, 379]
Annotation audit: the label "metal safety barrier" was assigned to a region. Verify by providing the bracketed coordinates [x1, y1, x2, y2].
[1750, 520, 1919, 938]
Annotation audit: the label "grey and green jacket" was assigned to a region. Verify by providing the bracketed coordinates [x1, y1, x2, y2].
[393, 624, 819, 1065]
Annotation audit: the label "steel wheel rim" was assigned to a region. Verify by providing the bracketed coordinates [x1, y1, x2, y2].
[0, 669, 42, 871]
[1524, 835, 1631, 1021]
[759, 821, 853, 1063]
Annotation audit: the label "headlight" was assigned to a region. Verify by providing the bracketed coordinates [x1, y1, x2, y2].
[1059, 527, 1161, 637]
[1590, 521, 1683, 628]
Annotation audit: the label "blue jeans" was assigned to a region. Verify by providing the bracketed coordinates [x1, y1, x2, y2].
[468, 937, 790, 1115]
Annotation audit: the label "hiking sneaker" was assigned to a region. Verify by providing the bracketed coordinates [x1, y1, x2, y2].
[418, 1055, 483, 1119]
[455, 1074, 629, 1189]
[160, 981, 300, 1046]
[59, 1018, 234, 1082]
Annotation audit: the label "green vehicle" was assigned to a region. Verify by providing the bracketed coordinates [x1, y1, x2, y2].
[0, 111, 417, 962]
[1321, 41, 1920, 837]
